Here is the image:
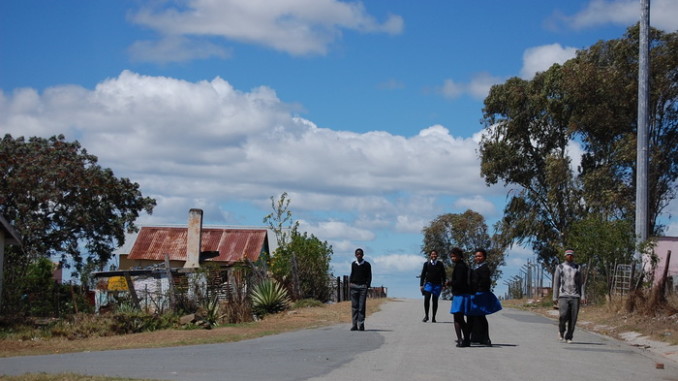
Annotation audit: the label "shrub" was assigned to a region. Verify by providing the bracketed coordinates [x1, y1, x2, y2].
[293, 298, 323, 309]
[50, 313, 116, 339]
[111, 311, 176, 334]
[251, 279, 290, 318]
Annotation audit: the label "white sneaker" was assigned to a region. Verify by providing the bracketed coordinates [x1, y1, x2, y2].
[566, 339, 573, 344]
[559, 334, 564, 342]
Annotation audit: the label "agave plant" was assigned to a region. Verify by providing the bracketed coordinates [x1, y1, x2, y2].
[251, 279, 291, 318]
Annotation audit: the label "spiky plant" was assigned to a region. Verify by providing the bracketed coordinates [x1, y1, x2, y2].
[251, 279, 291, 318]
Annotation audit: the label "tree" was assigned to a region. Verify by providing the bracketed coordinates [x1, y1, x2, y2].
[480, 65, 583, 273]
[263, 193, 333, 301]
[263, 192, 298, 249]
[567, 216, 635, 301]
[563, 26, 678, 234]
[480, 26, 678, 272]
[421, 210, 506, 289]
[272, 230, 333, 302]
[0, 134, 156, 290]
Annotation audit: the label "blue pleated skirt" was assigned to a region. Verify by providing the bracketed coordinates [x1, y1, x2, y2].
[423, 282, 443, 297]
[450, 294, 472, 314]
[468, 291, 503, 316]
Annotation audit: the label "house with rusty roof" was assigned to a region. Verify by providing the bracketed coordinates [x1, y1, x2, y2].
[93, 208, 274, 313]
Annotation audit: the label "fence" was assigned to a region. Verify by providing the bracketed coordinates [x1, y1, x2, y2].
[331, 275, 388, 302]
[504, 259, 550, 300]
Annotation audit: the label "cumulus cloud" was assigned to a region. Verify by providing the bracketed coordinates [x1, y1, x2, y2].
[0, 71, 495, 251]
[128, 0, 404, 60]
[520, 43, 578, 79]
[556, 0, 678, 32]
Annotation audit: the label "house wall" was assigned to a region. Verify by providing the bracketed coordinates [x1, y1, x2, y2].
[653, 236, 678, 289]
[95, 272, 212, 314]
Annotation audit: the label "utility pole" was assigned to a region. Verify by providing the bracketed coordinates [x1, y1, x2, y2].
[635, 0, 650, 261]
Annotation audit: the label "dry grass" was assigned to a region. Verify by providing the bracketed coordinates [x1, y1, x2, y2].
[503, 293, 678, 346]
[0, 299, 387, 359]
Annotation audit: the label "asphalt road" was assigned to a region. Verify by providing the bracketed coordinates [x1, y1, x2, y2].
[1, 298, 676, 381]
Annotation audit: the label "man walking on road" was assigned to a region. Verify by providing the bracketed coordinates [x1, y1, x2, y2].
[553, 248, 585, 343]
[350, 248, 372, 331]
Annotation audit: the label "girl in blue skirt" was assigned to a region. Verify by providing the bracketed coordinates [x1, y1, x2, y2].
[468, 248, 502, 346]
[449, 247, 472, 347]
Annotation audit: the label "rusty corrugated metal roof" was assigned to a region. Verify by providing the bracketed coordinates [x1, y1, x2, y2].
[127, 226, 267, 263]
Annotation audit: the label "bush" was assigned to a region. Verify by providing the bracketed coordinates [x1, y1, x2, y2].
[251, 279, 290, 318]
[111, 311, 177, 334]
[293, 298, 323, 309]
[50, 313, 116, 339]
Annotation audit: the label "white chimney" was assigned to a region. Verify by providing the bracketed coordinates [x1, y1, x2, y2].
[184, 208, 203, 268]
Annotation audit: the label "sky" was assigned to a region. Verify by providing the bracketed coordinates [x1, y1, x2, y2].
[1, 0, 677, 300]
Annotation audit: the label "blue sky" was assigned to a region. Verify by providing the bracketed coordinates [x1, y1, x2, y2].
[2, 0, 677, 299]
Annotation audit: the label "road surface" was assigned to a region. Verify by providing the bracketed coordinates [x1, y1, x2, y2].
[1, 298, 676, 381]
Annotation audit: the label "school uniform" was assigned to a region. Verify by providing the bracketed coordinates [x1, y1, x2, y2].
[420, 259, 446, 322]
[468, 262, 502, 345]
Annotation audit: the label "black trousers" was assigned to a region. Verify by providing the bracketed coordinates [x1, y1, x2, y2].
[422, 291, 440, 318]
[350, 285, 368, 327]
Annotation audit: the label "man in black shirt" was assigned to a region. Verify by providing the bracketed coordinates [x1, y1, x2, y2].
[349, 248, 372, 331]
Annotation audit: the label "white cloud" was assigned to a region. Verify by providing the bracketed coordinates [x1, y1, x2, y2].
[129, 36, 232, 63]
[520, 43, 578, 79]
[373, 254, 423, 272]
[438, 72, 504, 100]
[299, 219, 375, 241]
[129, 0, 404, 60]
[0, 71, 498, 251]
[567, 139, 585, 173]
[394, 215, 427, 234]
[453, 196, 496, 216]
[559, 0, 678, 32]
[440, 79, 464, 99]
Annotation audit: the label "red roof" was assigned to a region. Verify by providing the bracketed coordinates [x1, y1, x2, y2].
[127, 226, 268, 263]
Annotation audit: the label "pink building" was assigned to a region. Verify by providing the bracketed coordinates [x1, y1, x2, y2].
[652, 236, 678, 290]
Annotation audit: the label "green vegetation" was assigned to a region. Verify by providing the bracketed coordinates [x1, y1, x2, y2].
[0, 134, 156, 316]
[263, 192, 334, 302]
[479, 26, 678, 275]
[421, 209, 507, 289]
[251, 279, 291, 318]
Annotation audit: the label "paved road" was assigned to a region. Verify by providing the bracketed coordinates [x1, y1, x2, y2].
[1, 299, 676, 381]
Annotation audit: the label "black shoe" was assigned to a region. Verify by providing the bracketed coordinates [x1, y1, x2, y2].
[359, 325, 365, 331]
[431, 318, 436, 323]
[422, 316, 429, 322]
[350, 326, 358, 331]
[482, 339, 492, 346]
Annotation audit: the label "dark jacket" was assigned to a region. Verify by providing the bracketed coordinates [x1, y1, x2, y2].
[420, 260, 446, 286]
[471, 262, 491, 293]
[450, 261, 471, 295]
[350, 260, 372, 287]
